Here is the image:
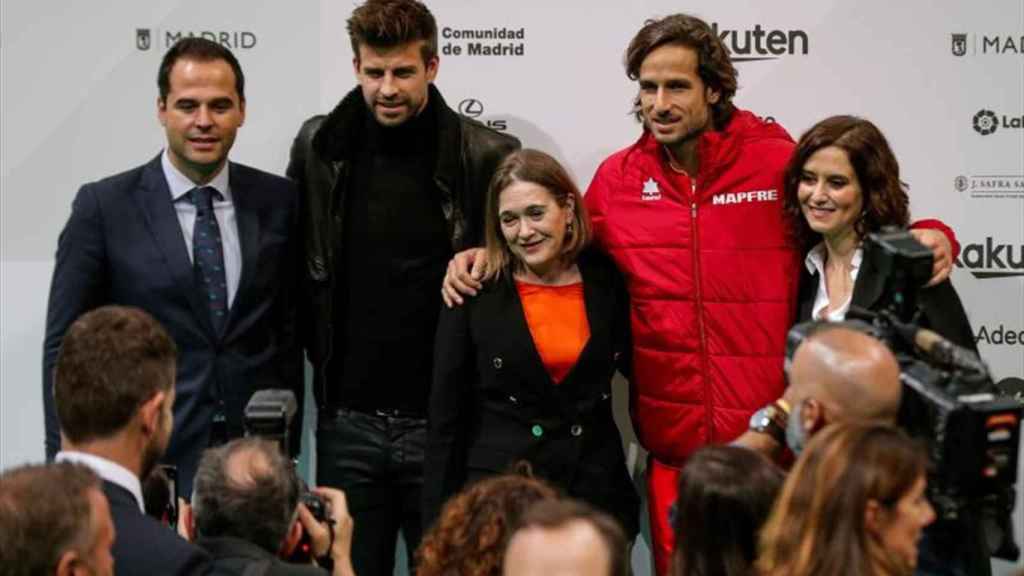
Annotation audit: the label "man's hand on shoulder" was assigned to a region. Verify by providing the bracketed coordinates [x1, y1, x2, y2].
[909, 228, 953, 286]
[442, 248, 486, 307]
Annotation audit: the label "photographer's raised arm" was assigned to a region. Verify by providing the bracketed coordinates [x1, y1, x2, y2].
[299, 487, 356, 576]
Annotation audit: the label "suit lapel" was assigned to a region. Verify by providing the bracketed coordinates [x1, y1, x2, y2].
[225, 162, 260, 339]
[562, 261, 602, 395]
[500, 277, 558, 393]
[134, 156, 216, 337]
[851, 245, 884, 312]
[501, 272, 592, 420]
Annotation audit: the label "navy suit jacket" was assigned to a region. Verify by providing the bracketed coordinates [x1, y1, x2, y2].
[103, 480, 211, 575]
[44, 155, 302, 494]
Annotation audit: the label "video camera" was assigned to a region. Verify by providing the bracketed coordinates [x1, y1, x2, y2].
[786, 228, 1022, 561]
[244, 389, 328, 560]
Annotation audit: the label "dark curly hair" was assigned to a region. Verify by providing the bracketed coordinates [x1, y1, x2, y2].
[416, 469, 558, 576]
[783, 115, 910, 252]
[625, 13, 738, 129]
[347, 0, 437, 64]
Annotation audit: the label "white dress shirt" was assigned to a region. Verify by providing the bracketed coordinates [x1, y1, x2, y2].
[161, 150, 242, 307]
[804, 242, 863, 322]
[56, 450, 145, 512]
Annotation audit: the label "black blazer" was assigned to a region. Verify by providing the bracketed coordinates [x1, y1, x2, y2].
[103, 481, 210, 576]
[796, 245, 977, 351]
[196, 536, 326, 576]
[424, 249, 639, 537]
[44, 156, 303, 494]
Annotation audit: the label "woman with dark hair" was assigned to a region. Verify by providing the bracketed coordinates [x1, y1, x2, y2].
[416, 469, 557, 576]
[672, 445, 783, 576]
[423, 148, 639, 540]
[757, 422, 936, 576]
[783, 115, 975, 348]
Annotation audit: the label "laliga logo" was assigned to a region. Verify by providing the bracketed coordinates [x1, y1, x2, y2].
[974, 110, 998, 135]
[973, 109, 1024, 136]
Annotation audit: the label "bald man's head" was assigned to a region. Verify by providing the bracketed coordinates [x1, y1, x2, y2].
[785, 326, 901, 453]
[191, 437, 301, 554]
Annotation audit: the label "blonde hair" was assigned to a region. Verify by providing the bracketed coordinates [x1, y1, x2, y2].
[481, 149, 590, 281]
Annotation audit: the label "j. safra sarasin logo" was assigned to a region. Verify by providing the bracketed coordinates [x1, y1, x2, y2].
[973, 109, 1023, 135]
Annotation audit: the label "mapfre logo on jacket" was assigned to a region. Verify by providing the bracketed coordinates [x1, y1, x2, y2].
[711, 189, 778, 205]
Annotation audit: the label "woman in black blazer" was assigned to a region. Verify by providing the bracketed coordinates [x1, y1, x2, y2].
[783, 115, 975, 350]
[423, 149, 639, 539]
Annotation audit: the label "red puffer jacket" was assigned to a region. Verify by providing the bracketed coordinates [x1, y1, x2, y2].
[585, 109, 799, 464]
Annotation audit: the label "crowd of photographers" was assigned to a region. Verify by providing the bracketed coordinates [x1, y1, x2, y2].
[3, 304, 1017, 576]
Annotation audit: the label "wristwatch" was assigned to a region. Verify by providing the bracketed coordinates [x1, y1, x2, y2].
[748, 400, 789, 445]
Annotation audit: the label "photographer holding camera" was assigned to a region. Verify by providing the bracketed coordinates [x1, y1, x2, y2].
[185, 437, 355, 576]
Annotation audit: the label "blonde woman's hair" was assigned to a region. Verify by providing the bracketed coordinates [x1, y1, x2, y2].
[481, 149, 590, 281]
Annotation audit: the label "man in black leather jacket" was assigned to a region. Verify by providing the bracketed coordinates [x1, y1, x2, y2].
[286, 1, 519, 573]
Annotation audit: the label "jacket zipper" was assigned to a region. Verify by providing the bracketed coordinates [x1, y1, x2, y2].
[689, 179, 712, 444]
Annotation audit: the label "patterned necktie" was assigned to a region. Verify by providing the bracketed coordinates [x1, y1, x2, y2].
[189, 186, 228, 334]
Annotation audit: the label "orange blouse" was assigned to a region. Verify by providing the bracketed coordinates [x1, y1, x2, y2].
[516, 280, 590, 384]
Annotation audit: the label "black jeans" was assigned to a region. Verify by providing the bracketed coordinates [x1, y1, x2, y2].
[317, 407, 426, 576]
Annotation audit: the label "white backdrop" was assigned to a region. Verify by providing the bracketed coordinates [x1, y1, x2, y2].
[2, 1, 1021, 573]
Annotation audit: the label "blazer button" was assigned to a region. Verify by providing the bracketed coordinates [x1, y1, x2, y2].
[493, 357, 503, 369]
[570, 424, 583, 437]
[508, 395, 518, 404]
[531, 424, 544, 438]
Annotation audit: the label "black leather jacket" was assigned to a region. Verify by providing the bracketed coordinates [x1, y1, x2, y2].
[287, 85, 520, 399]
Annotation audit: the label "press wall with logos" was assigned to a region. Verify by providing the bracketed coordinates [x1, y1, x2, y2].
[2, 1, 1021, 573]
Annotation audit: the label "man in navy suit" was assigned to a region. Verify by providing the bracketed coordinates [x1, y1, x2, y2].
[43, 37, 301, 495]
[54, 305, 211, 575]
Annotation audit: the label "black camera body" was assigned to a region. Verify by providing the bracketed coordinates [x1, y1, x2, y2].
[786, 228, 1023, 561]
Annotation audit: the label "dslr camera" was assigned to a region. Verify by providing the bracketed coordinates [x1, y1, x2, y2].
[787, 228, 1022, 561]
[244, 389, 328, 558]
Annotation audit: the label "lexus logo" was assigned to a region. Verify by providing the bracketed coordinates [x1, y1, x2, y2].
[458, 98, 484, 118]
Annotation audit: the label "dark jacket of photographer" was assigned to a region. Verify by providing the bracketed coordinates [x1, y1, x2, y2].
[199, 536, 325, 576]
[287, 85, 519, 408]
